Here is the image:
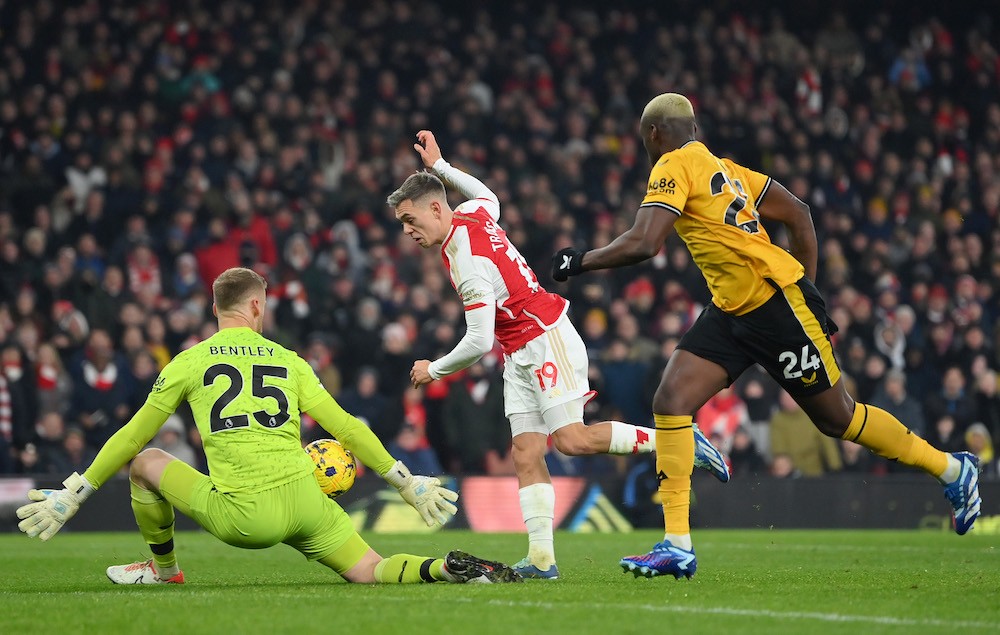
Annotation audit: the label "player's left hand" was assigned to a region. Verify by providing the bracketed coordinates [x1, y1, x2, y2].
[410, 360, 433, 387]
[384, 461, 459, 527]
[16, 472, 94, 541]
[551, 247, 586, 282]
[414, 130, 443, 168]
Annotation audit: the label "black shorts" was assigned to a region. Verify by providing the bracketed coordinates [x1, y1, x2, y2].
[676, 277, 841, 398]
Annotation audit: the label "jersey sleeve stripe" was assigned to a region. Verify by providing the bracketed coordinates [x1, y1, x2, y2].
[440, 224, 459, 252]
[640, 201, 682, 216]
[464, 302, 487, 311]
[756, 177, 773, 207]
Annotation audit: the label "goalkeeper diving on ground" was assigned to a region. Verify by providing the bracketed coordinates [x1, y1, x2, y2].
[16, 267, 521, 585]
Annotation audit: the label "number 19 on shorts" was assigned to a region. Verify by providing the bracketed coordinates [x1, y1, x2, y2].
[534, 362, 559, 391]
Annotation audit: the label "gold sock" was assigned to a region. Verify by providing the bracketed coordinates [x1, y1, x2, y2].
[654, 414, 695, 536]
[842, 403, 948, 478]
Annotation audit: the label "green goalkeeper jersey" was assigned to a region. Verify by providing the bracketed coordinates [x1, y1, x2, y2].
[146, 327, 326, 494]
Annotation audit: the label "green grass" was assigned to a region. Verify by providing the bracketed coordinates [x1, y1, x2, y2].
[2, 530, 998, 635]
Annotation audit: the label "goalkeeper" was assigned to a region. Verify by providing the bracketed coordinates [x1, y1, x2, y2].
[16, 267, 519, 585]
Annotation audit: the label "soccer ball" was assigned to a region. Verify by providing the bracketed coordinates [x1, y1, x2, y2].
[305, 438, 357, 499]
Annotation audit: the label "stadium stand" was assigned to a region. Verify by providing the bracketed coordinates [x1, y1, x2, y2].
[0, 0, 997, 479]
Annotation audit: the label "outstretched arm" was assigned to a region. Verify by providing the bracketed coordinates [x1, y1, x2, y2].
[414, 130, 499, 216]
[307, 395, 397, 475]
[581, 206, 679, 270]
[82, 403, 172, 488]
[17, 402, 171, 540]
[552, 206, 678, 281]
[756, 180, 817, 280]
[307, 394, 459, 527]
[422, 302, 497, 382]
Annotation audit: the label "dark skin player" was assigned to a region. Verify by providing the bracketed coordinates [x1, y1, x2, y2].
[558, 110, 855, 435]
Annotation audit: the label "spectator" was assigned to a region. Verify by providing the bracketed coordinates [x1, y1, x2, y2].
[964, 423, 995, 478]
[0, 1, 996, 481]
[727, 426, 768, 478]
[68, 329, 133, 447]
[1, 344, 36, 449]
[929, 415, 966, 454]
[973, 369, 1000, 447]
[770, 454, 800, 479]
[442, 361, 507, 474]
[599, 338, 650, 426]
[34, 412, 67, 473]
[52, 426, 97, 475]
[870, 369, 926, 437]
[148, 414, 197, 467]
[145, 315, 173, 368]
[734, 366, 780, 458]
[615, 312, 658, 363]
[304, 334, 343, 398]
[82, 267, 129, 336]
[694, 386, 750, 453]
[839, 440, 882, 475]
[384, 386, 442, 476]
[769, 391, 843, 477]
[16, 443, 43, 475]
[34, 343, 73, 417]
[337, 367, 387, 433]
[924, 366, 977, 434]
[379, 322, 416, 399]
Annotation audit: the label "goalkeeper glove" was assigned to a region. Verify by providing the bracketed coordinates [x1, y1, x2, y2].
[383, 461, 459, 527]
[551, 247, 586, 282]
[16, 472, 95, 541]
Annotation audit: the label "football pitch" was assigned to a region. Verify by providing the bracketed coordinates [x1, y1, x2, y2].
[2, 529, 997, 635]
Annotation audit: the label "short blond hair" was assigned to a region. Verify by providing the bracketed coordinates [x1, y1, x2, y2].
[641, 93, 695, 122]
[213, 267, 267, 312]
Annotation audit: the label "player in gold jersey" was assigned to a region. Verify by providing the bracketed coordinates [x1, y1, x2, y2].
[16, 268, 520, 585]
[552, 93, 982, 579]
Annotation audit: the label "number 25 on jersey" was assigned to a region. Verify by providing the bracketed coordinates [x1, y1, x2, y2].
[204, 363, 290, 433]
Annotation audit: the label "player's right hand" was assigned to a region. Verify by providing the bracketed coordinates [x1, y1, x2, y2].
[414, 130, 443, 168]
[16, 472, 94, 541]
[384, 460, 459, 527]
[551, 247, 586, 282]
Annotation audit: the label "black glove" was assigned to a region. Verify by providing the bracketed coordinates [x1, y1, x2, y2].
[551, 248, 586, 282]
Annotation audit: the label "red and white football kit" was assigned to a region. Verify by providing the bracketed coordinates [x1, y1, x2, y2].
[426, 159, 591, 433]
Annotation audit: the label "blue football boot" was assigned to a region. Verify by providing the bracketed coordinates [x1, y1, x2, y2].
[693, 423, 730, 483]
[620, 540, 697, 579]
[944, 452, 982, 535]
[512, 557, 560, 579]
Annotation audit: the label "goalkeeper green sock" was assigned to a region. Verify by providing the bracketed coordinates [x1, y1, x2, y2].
[373, 554, 447, 583]
[130, 480, 179, 577]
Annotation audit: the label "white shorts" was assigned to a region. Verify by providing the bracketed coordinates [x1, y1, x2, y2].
[503, 315, 592, 435]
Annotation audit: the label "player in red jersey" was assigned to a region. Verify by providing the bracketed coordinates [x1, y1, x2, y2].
[387, 131, 729, 579]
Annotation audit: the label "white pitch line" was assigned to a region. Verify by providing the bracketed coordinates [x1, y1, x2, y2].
[11, 588, 998, 630]
[374, 595, 1000, 630]
[696, 541, 999, 555]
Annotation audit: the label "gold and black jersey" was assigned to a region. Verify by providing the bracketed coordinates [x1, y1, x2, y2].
[642, 141, 804, 315]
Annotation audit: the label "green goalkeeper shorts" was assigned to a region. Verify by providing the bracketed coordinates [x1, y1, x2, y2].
[158, 459, 366, 565]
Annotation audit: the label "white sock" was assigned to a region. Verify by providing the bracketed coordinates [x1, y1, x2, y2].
[154, 562, 180, 578]
[608, 421, 656, 454]
[664, 533, 693, 551]
[939, 454, 962, 484]
[519, 483, 556, 566]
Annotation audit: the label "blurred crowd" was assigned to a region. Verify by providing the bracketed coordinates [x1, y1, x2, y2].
[0, 1, 998, 480]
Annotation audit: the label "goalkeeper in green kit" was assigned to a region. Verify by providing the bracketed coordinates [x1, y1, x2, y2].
[17, 267, 520, 585]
